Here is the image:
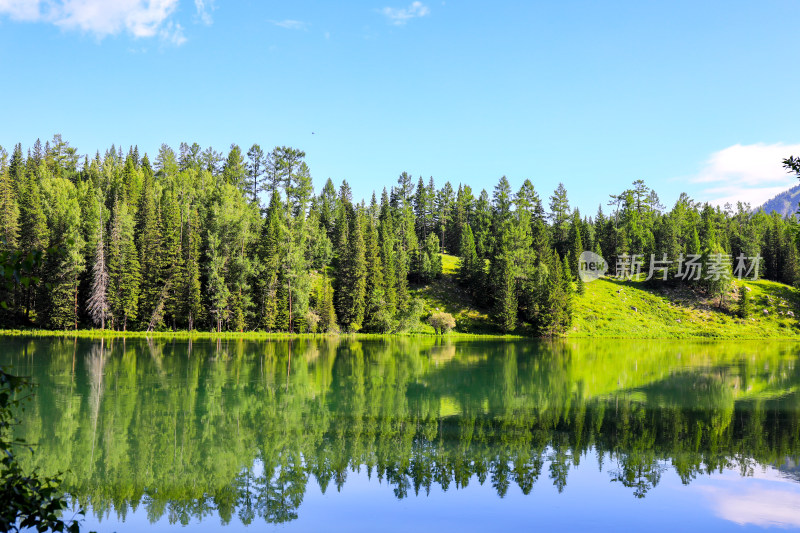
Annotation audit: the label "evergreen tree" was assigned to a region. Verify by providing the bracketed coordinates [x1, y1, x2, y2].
[568, 210, 584, 278]
[223, 144, 247, 190]
[17, 166, 48, 316]
[537, 250, 572, 336]
[334, 205, 366, 331]
[363, 211, 390, 331]
[256, 191, 284, 331]
[86, 203, 109, 329]
[136, 155, 161, 324]
[37, 177, 85, 329]
[0, 163, 19, 253]
[435, 181, 454, 253]
[492, 241, 517, 332]
[182, 208, 203, 330]
[245, 143, 265, 204]
[107, 200, 140, 330]
[549, 183, 571, 257]
[316, 272, 338, 333]
[472, 190, 492, 259]
[458, 223, 481, 292]
[737, 284, 751, 319]
[378, 190, 398, 326]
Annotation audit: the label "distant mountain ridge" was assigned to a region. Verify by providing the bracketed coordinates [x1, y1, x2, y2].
[759, 184, 800, 217]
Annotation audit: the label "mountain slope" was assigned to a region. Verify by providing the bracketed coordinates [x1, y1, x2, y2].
[760, 183, 800, 217]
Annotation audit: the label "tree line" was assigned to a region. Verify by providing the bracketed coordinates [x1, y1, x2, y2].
[0, 136, 798, 334]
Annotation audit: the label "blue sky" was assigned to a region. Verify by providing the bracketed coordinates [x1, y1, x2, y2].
[1, 0, 799, 214]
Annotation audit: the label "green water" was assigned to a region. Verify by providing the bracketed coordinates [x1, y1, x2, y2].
[3, 337, 800, 531]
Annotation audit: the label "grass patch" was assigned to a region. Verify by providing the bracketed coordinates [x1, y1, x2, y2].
[571, 277, 800, 339]
[410, 254, 496, 334]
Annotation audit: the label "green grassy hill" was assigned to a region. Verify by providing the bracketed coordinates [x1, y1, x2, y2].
[410, 254, 496, 334]
[572, 277, 800, 339]
[416, 254, 800, 339]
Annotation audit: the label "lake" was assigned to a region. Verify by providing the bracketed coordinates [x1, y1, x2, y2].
[2, 336, 800, 532]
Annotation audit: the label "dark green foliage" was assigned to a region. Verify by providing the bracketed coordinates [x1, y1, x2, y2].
[737, 285, 751, 319]
[492, 242, 517, 333]
[333, 204, 366, 331]
[534, 250, 573, 337]
[413, 233, 442, 282]
[458, 223, 481, 292]
[549, 183, 570, 257]
[315, 273, 338, 333]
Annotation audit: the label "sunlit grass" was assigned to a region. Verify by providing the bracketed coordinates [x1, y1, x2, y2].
[571, 277, 800, 339]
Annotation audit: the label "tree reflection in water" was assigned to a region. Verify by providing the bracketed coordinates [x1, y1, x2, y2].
[2, 337, 800, 525]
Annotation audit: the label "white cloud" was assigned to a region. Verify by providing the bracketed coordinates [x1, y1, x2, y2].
[194, 0, 213, 25]
[0, 0, 41, 21]
[0, 0, 189, 44]
[701, 482, 800, 528]
[690, 142, 800, 207]
[381, 1, 429, 25]
[270, 19, 307, 30]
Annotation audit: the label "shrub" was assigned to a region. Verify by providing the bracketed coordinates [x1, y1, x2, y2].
[428, 311, 456, 335]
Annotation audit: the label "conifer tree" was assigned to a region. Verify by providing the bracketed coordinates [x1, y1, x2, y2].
[136, 155, 161, 323]
[569, 210, 584, 278]
[492, 241, 517, 332]
[737, 284, 751, 319]
[86, 204, 109, 329]
[207, 228, 230, 332]
[256, 191, 283, 331]
[334, 205, 367, 331]
[245, 143, 265, 204]
[182, 208, 203, 330]
[107, 200, 140, 330]
[17, 167, 48, 316]
[363, 211, 389, 331]
[458, 223, 480, 291]
[472, 190, 492, 259]
[223, 144, 247, 191]
[316, 273, 338, 333]
[159, 191, 184, 328]
[0, 163, 19, 253]
[549, 183, 571, 257]
[435, 181, 454, 253]
[378, 190, 398, 324]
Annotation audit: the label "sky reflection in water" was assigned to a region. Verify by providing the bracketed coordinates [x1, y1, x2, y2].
[2, 337, 800, 532]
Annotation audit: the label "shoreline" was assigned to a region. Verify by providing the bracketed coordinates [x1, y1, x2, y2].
[1, 329, 800, 341]
[0, 329, 526, 340]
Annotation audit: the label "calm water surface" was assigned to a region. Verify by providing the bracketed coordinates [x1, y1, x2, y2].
[3, 337, 800, 532]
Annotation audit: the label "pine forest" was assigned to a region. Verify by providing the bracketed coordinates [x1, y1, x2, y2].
[0, 136, 798, 335]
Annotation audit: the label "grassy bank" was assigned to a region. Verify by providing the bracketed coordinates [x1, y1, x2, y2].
[572, 277, 800, 339]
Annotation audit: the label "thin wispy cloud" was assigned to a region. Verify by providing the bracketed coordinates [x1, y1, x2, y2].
[0, 0, 41, 21]
[0, 0, 192, 44]
[270, 19, 308, 30]
[160, 20, 186, 45]
[381, 1, 429, 25]
[689, 142, 800, 207]
[194, 0, 214, 25]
